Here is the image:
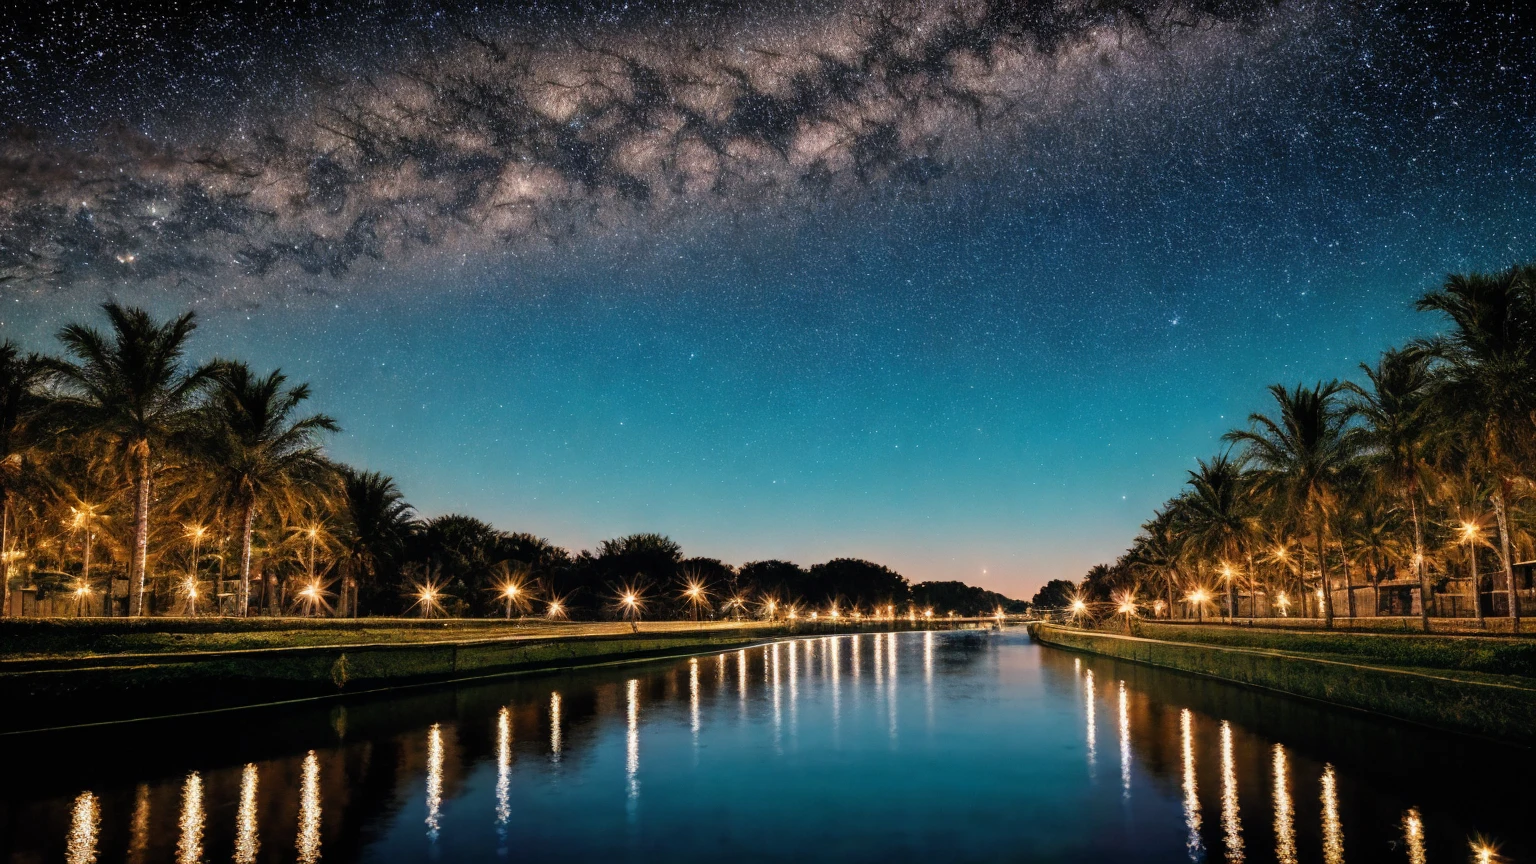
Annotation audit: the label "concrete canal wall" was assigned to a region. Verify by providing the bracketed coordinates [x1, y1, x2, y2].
[2, 621, 955, 733]
[1027, 623, 1536, 743]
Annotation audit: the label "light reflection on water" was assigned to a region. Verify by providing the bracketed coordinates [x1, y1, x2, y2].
[298, 750, 321, 864]
[425, 724, 444, 841]
[549, 692, 562, 762]
[1181, 708, 1202, 862]
[10, 630, 1531, 864]
[1118, 680, 1131, 798]
[1404, 807, 1427, 864]
[176, 772, 203, 864]
[1321, 764, 1345, 864]
[625, 677, 640, 807]
[1272, 745, 1296, 864]
[66, 791, 98, 864]
[495, 708, 512, 832]
[1220, 721, 1242, 863]
[1085, 669, 1097, 770]
[126, 783, 149, 864]
[235, 764, 259, 864]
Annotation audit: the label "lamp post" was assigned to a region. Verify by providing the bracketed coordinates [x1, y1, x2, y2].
[1462, 521, 1483, 624]
[1187, 588, 1211, 624]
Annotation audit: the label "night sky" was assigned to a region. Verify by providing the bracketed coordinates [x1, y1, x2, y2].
[2, 0, 1534, 598]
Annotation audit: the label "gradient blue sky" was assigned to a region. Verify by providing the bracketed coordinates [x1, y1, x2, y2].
[3, 0, 1533, 598]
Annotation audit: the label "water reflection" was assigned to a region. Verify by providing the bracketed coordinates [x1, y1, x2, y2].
[1272, 745, 1296, 864]
[236, 764, 260, 864]
[1118, 681, 1131, 798]
[1181, 708, 1202, 861]
[831, 636, 841, 733]
[127, 783, 150, 864]
[1220, 721, 1242, 863]
[298, 750, 322, 864]
[737, 648, 748, 717]
[689, 657, 701, 740]
[550, 692, 562, 762]
[426, 724, 444, 841]
[12, 631, 1531, 864]
[886, 632, 898, 743]
[1403, 807, 1426, 864]
[66, 791, 98, 864]
[789, 639, 799, 730]
[1321, 764, 1344, 864]
[923, 630, 935, 728]
[771, 641, 783, 743]
[625, 678, 641, 811]
[496, 708, 512, 831]
[176, 771, 203, 864]
[1085, 669, 1097, 770]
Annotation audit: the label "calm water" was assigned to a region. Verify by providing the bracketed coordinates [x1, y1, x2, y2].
[2, 629, 1530, 863]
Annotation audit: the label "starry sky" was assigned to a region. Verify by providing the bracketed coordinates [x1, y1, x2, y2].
[2, 0, 1534, 598]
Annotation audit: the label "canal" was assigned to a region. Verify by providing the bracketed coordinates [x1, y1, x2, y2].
[2, 629, 1529, 862]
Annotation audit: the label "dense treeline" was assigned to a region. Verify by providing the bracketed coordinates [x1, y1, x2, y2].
[0, 304, 1023, 620]
[1055, 264, 1536, 630]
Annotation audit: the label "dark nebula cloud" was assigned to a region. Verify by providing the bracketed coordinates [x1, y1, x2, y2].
[1, 0, 1298, 291]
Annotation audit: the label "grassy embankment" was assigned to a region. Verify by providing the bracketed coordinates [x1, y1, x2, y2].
[1028, 621, 1536, 742]
[0, 617, 949, 733]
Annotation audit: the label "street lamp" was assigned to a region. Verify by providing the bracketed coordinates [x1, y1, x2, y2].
[1187, 588, 1211, 624]
[1462, 521, 1483, 621]
[501, 582, 522, 619]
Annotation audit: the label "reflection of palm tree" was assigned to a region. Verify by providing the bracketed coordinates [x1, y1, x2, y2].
[1416, 267, 1536, 630]
[47, 305, 218, 616]
[199, 363, 337, 617]
[0, 342, 48, 618]
[1349, 349, 1436, 629]
[1226, 382, 1356, 628]
[1182, 453, 1252, 620]
[336, 468, 417, 617]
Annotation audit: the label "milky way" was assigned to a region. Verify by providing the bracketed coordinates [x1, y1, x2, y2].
[5, 0, 1519, 293]
[2, 0, 1534, 594]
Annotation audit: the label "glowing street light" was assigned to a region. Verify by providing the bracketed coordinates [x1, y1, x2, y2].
[413, 582, 446, 619]
[618, 585, 645, 624]
[501, 582, 523, 619]
[680, 579, 709, 621]
[1068, 595, 1089, 622]
[546, 598, 567, 620]
[1187, 588, 1211, 623]
[72, 580, 93, 616]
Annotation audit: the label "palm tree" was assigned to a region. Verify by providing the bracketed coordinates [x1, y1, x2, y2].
[0, 342, 49, 617]
[1415, 266, 1536, 630]
[1182, 452, 1253, 620]
[1339, 491, 1406, 616]
[1129, 503, 1187, 618]
[1348, 348, 1437, 629]
[199, 363, 338, 617]
[47, 305, 218, 616]
[1225, 382, 1357, 628]
[336, 467, 417, 617]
